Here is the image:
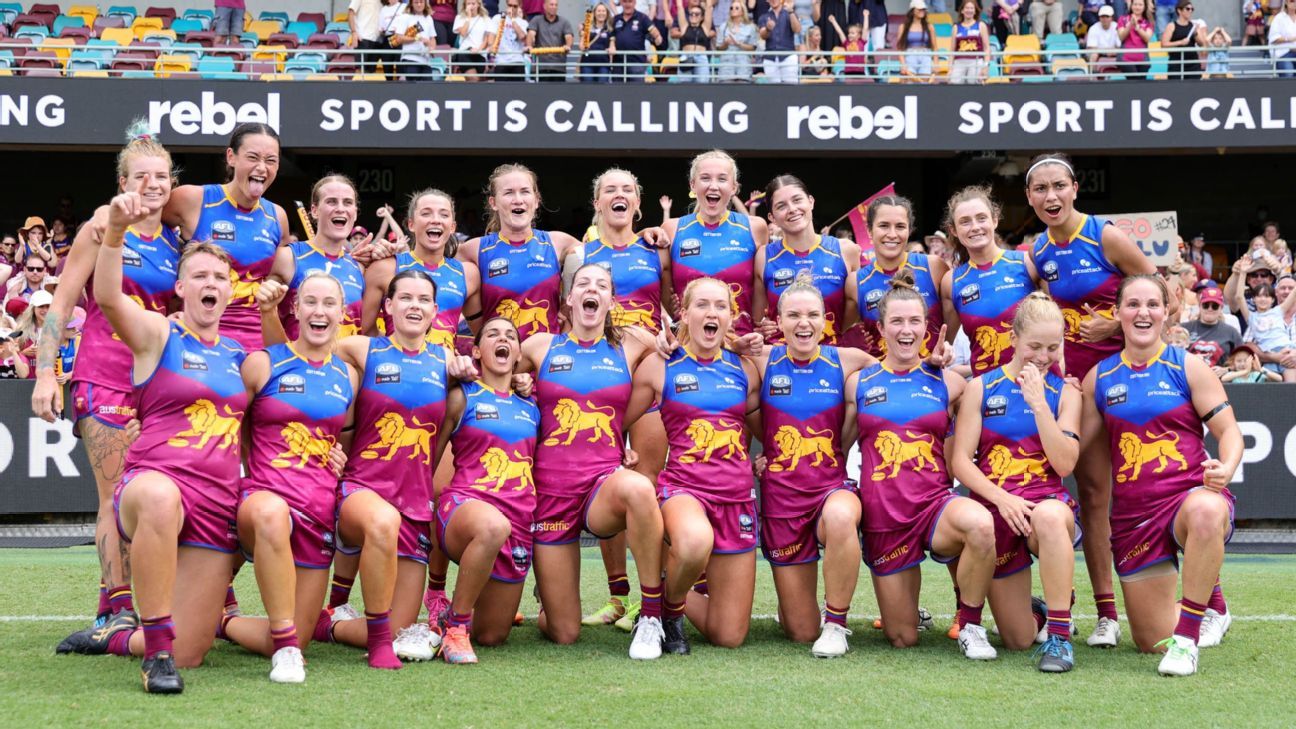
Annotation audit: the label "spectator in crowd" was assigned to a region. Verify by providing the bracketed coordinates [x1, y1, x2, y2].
[0, 234, 15, 269]
[529, 0, 575, 81]
[950, 0, 990, 84]
[1186, 286, 1241, 375]
[14, 288, 50, 377]
[1078, 0, 1103, 29]
[349, 225, 370, 249]
[0, 328, 27, 379]
[715, 1, 759, 81]
[524, 0, 544, 20]
[1118, 0, 1155, 76]
[861, 0, 887, 53]
[1168, 259, 1200, 321]
[492, 0, 532, 79]
[56, 305, 83, 385]
[672, 0, 716, 82]
[582, 2, 617, 81]
[2, 298, 24, 330]
[993, 0, 1022, 41]
[432, 0, 459, 46]
[392, 0, 440, 79]
[1262, 221, 1291, 269]
[799, 25, 832, 76]
[1244, 0, 1266, 46]
[1226, 251, 1279, 315]
[1153, 0, 1175, 34]
[1031, 0, 1063, 40]
[214, 0, 245, 46]
[5, 255, 48, 305]
[815, 0, 854, 53]
[897, 0, 934, 80]
[349, 0, 388, 73]
[1202, 25, 1231, 76]
[1086, 5, 1121, 62]
[840, 22, 869, 78]
[1165, 324, 1189, 349]
[760, 0, 802, 83]
[455, 0, 497, 79]
[1270, 0, 1296, 77]
[1186, 232, 1212, 273]
[48, 217, 72, 261]
[18, 217, 52, 266]
[1221, 343, 1282, 383]
[1234, 259, 1296, 381]
[1160, 0, 1205, 79]
[791, 0, 815, 45]
[612, 0, 664, 82]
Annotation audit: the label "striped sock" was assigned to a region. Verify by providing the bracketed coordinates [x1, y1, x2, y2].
[957, 599, 984, 628]
[447, 610, 472, 629]
[1175, 598, 1208, 643]
[1208, 579, 1227, 614]
[96, 582, 110, 617]
[270, 624, 298, 653]
[365, 610, 401, 669]
[1095, 592, 1118, 621]
[824, 603, 849, 628]
[312, 609, 334, 644]
[328, 575, 355, 608]
[427, 570, 447, 593]
[108, 586, 134, 614]
[692, 574, 709, 596]
[608, 573, 630, 598]
[224, 583, 239, 613]
[640, 584, 662, 620]
[1046, 609, 1072, 640]
[141, 614, 175, 659]
[664, 597, 686, 620]
[107, 627, 137, 657]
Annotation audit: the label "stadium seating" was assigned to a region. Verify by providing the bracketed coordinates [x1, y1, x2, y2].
[93, 16, 126, 33]
[29, 3, 59, 17]
[181, 8, 213, 30]
[99, 27, 134, 45]
[131, 17, 165, 38]
[297, 12, 327, 33]
[41, 37, 77, 65]
[0, 49, 16, 69]
[140, 29, 175, 46]
[171, 18, 203, 35]
[67, 47, 111, 71]
[67, 5, 98, 25]
[19, 49, 60, 70]
[1044, 32, 1082, 60]
[182, 30, 215, 46]
[196, 55, 241, 79]
[206, 43, 247, 61]
[52, 15, 86, 36]
[251, 45, 287, 71]
[70, 68, 108, 77]
[105, 6, 137, 25]
[259, 11, 290, 29]
[0, 2, 22, 26]
[145, 7, 176, 27]
[14, 26, 49, 42]
[110, 51, 154, 71]
[305, 33, 340, 50]
[1003, 33, 1043, 75]
[154, 53, 191, 77]
[60, 26, 91, 42]
[1051, 57, 1089, 78]
[12, 13, 49, 32]
[284, 21, 317, 44]
[266, 32, 299, 49]
[246, 20, 280, 41]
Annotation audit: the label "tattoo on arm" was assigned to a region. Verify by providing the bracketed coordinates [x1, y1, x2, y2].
[36, 313, 63, 372]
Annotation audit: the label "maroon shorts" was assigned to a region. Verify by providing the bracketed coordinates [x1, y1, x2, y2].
[533, 468, 618, 545]
[990, 492, 1082, 579]
[435, 491, 533, 583]
[761, 482, 858, 566]
[1112, 487, 1236, 578]
[335, 482, 432, 564]
[862, 493, 960, 576]
[71, 380, 136, 432]
[659, 485, 758, 554]
[114, 468, 238, 553]
[239, 487, 336, 570]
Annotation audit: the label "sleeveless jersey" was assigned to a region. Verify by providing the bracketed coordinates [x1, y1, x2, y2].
[446, 380, 540, 521]
[658, 348, 752, 503]
[379, 251, 468, 349]
[671, 211, 758, 336]
[246, 344, 353, 525]
[853, 363, 954, 531]
[76, 225, 180, 391]
[760, 345, 847, 517]
[973, 366, 1066, 503]
[762, 235, 850, 345]
[278, 239, 365, 341]
[1030, 214, 1123, 377]
[534, 334, 632, 493]
[854, 253, 944, 358]
[583, 236, 663, 333]
[954, 21, 985, 54]
[477, 230, 561, 340]
[950, 250, 1035, 375]
[191, 184, 283, 351]
[123, 322, 247, 515]
[343, 338, 448, 522]
[1093, 344, 1213, 517]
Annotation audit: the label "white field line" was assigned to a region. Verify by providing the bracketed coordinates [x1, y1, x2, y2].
[6, 613, 1296, 623]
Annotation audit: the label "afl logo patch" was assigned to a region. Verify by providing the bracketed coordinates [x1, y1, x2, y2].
[375, 362, 401, 384]
[984, 394, 1008, 418]
[278, 373, 306, 394]
[211, 220, 236, 242]
[738, 513, 754, 533]
[959, 283, 981, 306]
[1041, 261, 1059, 282]
[121, 247, 143, 267]
[864, 385, 887, 406]
[487, 257, 509, 278]
[674, 373, 699, 394]
[322, 531, 335, 550]
[773, 268, 796, 287]
[548, 354, 573, 373]
[679, 238, 701, 258]
[180, 351, 208, 371]
[475, 402, 499, 420]
[1105, 384, 1127, 407]
[768, 374, 792, 397]
[511, 545, 530, 568]
[864, 288, 885, 311]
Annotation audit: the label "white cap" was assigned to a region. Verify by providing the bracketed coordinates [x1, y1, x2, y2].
[910, 0, 927, 9]
[29, 289, 53, 307]
[1099, 4, 1115, 16]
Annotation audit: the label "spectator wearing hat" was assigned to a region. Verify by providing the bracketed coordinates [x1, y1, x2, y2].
[1185, 286, 1241, 376]
[55, 305, 84, 385]
[1233, 255, 1296, 381]
[1086, 5, 1120, 63]
[3, 297, 27, 330]
[1221, 342, 1282, 383]
[1185, 232, 1212, 275]
[0, 327, 27, 379]
[5, 255, 49, 305]
[1225, 249, 1280, 315]
[14, 288, 51, 378]
[18, 216, 52, 266]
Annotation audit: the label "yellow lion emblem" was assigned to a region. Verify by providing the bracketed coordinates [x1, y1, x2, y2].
[974, 324, 1013, 367]
[823, 311, 837, 339]
[545, 398, 617, 447]
[496, 297, 551, 334]
[679, 418, 747, 464]
[472, 446, 535, 493]
[1117, 430, 1188, 483]
[270, 422, 336, 469]
[166, 399, 243, 450]
[611, 300, 657, 329]
[361, 413, 436, 464]
[768, 425, 838, 472]
[425, 326, 456, 349]
[871, 429, 938, 480]
[986, 444, 1049, 487]
[1062, 308, 1086, 338]
[228, 268, 261, 307]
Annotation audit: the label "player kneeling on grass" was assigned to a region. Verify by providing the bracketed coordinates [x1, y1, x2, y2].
[951, 292, 1083, 672]
[1082, 274, 1242, 676]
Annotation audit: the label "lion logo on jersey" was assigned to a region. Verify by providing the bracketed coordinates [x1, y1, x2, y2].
[228, 269, 261, 307]
[270, 422, 336, 469]
[361, 413, 436, 465]
[1116, 430, 1188, 483]
[974, 324, 1013, 367]
[823, 311, 838, 339]
[611, 300, 657, 329]
[679, 418, 747, 463]
[496, 298, 551, 335]
[986, 445, 1049, 487]
[871, 430, 938, 480]
[1061, 308, 1085, 338]
[768, 425, 838, 472]
[473, 447, 535, 493]
[166, 399, 243, 450]
[546, 399, 617, 447]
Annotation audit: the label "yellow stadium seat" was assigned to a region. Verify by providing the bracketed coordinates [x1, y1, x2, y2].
[131, 17, 164, 34]
[246, 20, 280, 41]
[155, 54, 193, 77]
[41, 38, 77, 66]
[99, 27, 135, 46]
[445, 74, 467, 82]
[933, 35, 952, 76]
[929, 12, 953, 25]
[71, 69, 109, 78]
[333, 12, 349, 23]
[251, 45, 288, 71]
[353, 72, 386, 81]
[1003, 33, 1042, 74]
[67, 5, 98, 26]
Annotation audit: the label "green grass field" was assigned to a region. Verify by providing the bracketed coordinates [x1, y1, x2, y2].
[3, 546, 1294, 727]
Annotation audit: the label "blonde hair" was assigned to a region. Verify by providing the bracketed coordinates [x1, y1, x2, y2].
[310, 174, 357, 209]
[589, 167, 643, 234]
[116, 118, 175, 185]
[676, 276, 732, 347]
[178, 241, 233, 277]
[687, 150, 740, 213]
[775, 271, 824, 317]
[298, 270, 346, 302]
[942, 185, 1001, 265]
[485, 163, 540, 234]
[1010, 290, 1064, 336]
[877, 269, 925, 320]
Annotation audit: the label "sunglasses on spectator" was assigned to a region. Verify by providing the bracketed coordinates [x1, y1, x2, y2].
[1201, 302, 1221, 310]
[25, 266, 45, 272]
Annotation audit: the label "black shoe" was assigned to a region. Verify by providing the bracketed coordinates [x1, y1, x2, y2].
[141, 652, 184, 694]
[56, 609, 138, 655]
[662, 616, 690, 655]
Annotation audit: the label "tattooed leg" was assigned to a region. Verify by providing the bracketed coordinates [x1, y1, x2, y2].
[82, 418, 136, 589]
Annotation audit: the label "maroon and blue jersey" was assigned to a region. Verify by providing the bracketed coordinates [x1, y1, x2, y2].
[477, 231, 561, 340]
[278, 239, 365, 341]
[762, 235, 850, 345]
[972, 366, 1066, 502]
[853, 363, 954, 532]
[854, 253, 943, 358]
[123, 322, 247, 523]
[760, 345, 846, 517]
[343, 337, 448, 522]
[1030, 215, 1123, 376]
[77, 225, 180, 391]
[583, 236, 663, 333]
[246, 344, 353, 526]
[446, 380, 539, 523]
[658, 348, 752, 503]
[191, 184, 283, 352]
[671, 211, 758, 336]
[534, 334, 632, 493]
[951, 250, 1036, 375]
[380, 251, 468, 350]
